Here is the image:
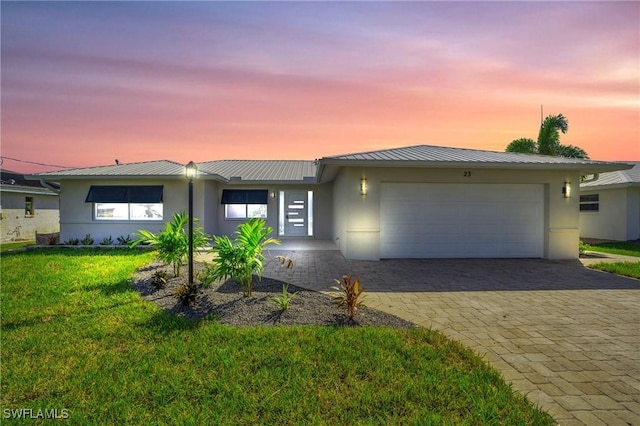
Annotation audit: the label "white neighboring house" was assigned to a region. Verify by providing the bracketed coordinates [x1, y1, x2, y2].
[579, 162, 640, 241]
[31, 145, 632, 260]
[1, 169, 60, 243]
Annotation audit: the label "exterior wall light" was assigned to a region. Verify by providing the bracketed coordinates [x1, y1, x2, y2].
[562, 181, 571, 198]
[270, 190, 276, 199]
[360, 177, 367, 196]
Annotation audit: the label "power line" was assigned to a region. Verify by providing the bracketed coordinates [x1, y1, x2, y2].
[0, 156, 73, 169]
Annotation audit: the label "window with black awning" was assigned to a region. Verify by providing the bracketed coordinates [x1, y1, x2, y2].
[85, 186, 164, 203]
[221, 189, 268, 204]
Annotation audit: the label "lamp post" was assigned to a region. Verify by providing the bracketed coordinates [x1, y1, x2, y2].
[185, 161, 198, 286]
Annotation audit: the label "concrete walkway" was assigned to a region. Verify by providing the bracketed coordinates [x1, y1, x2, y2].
[262, 250, 639, 426]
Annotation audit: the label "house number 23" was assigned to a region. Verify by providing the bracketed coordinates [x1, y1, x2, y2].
[463, 171, 472, 177]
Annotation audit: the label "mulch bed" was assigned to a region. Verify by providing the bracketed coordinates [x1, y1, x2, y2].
[131, 260, 415, 328]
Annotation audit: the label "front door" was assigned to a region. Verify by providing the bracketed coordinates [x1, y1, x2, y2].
[279, 190, 313, 236]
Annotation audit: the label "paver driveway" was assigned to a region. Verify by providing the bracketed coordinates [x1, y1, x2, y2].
[263, 251, 639, 426]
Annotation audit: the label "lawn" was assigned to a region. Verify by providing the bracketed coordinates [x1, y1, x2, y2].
[0, 240, 34, 253]
[584, 241, 640, 258]
[1, 249, 553, 425]
[589, 261, 640, 279]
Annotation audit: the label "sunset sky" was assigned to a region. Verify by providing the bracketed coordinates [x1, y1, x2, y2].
[2, 1, 638, 174]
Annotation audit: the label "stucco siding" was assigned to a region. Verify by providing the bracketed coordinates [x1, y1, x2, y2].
[332, 167, 581, 260]
[59, 179, 190, 244]
[1, 192, 59, 242]
[579, 188, 630, 241]
[210, 183, 332, 240]
[627, 187, 640, 240]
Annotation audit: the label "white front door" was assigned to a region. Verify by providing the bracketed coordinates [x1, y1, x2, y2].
[279, 190, 313, 236]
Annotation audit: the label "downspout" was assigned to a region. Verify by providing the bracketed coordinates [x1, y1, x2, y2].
[40, 179, 61, 194]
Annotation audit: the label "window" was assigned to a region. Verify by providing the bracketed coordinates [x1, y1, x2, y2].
[25, 197, 34, 216]
[224, 204, 267, 219]
[86, 185, 164, 221]
[221, 190, 268, 220]
[580, 194, 599, 212]
[94, 203, 163, 221]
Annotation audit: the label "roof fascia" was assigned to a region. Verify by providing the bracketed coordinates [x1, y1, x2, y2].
[317, 158, 634, 174]
[0, 186, 59, 196]
[580, 182, 639, 191]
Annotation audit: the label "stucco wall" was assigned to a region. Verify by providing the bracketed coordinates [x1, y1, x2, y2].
[58, 179, 198, 244]
[331, 166, 581, 260]
[60, 179, 332, 245]
[210, 183, 332, 240]
[580, 187, 640, 241]
[0, 192, 59, 242]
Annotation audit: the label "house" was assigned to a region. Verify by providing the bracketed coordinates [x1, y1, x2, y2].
[30, 145, 632, 260]
[579, 162, 640, 241]
[1, 169, 60, 243]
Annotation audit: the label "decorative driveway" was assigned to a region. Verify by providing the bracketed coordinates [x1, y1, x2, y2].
[263, 251, 639, 426]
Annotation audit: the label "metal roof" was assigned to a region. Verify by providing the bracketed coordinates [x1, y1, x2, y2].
[581, 162, 640, 190]
[31, 160, 188, 179]
[197, 160, 316, 182]
[28, 145, 632, 183]
[321, 144, 629, 167]
[29, 159, 316, 182]
[1, 169, 59, 195]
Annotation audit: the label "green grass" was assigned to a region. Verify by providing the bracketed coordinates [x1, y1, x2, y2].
[589, 261, 640, 279]
[1, 249, 554, 425]
[0, 240, 34, 253]
[585, 241, 640, 258]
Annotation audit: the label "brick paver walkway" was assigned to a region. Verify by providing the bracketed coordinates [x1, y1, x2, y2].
[263, 251, 639, 426]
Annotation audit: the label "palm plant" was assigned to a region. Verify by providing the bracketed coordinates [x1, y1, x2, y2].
[131, 211, 209, 277]
[506, 113, 588, 158]
[202, 218, 279, 297]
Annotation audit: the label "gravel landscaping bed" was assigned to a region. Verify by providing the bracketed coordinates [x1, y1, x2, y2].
[132, 260, 415, 328]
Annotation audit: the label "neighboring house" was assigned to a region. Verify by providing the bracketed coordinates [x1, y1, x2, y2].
[1, 169, 60, 243]
[579, 162, 640, 241]
[30, 145, 632, 260]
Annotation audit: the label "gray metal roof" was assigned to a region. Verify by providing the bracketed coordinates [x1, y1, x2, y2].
[581, 162, 640, 190]
[321, 144, 629, 168]
[30, 159, 316, 182]
[197, 160, 316, 182]
[31, 160, 189, 179]
[29, 145, 632, 183]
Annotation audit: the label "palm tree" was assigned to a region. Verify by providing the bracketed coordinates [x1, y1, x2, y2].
[506, 113, 589, 158]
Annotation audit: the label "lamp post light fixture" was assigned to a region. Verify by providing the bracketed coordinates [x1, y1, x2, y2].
[185, 161, 198, 286]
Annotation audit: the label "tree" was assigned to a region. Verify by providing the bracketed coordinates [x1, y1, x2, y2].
[506, 113, 589, 158]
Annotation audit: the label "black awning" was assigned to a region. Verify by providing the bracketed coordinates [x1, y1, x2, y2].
[221, 189, 268, 204]
[85, 186, 163, 203]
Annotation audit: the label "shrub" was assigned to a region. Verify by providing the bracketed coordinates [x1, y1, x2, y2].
[330, 275, 365, 321]
[579, 240, 591, 255]
[64, 238, 80, 246]
[47, 234, 59, 245]
[117, 235, 132, 246]
[202, 218, 279, 297]
[173, 283, 198, 305]
[131, 212, 209, 277]
[270, 283, 298, 311]
[100, 236, 114, 246]
[151, 270, 169, 289]
[81, 234, 94, 246]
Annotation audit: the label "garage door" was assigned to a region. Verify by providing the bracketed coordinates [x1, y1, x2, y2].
[380, 183, 544, 258]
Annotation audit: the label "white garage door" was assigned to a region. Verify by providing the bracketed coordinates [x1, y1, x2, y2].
[381, 183, 544, 258]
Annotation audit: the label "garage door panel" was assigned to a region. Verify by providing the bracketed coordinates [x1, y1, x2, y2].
[381, 183, 543, 258]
